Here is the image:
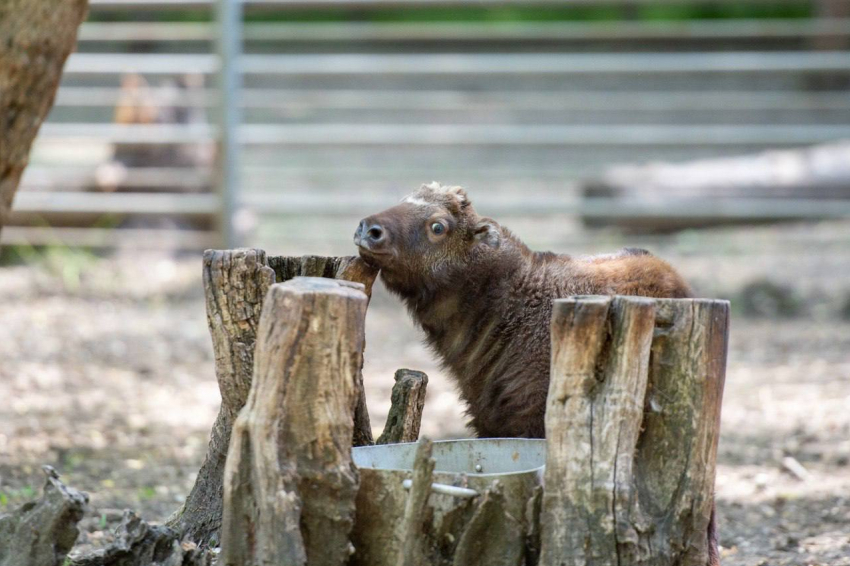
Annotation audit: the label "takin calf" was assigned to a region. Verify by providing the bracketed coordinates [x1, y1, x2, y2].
[355, 182, 693, 439]
[355, 183, 718, 566]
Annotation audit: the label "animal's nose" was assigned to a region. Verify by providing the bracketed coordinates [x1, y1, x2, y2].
[355, 219, 386, 247]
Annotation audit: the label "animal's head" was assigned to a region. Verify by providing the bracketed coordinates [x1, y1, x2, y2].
[354, 182, 501, 295]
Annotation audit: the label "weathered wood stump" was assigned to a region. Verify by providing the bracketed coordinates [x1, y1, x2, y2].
[220, 277, 368, 566]
[168, 251, 377, 545]
[377, 369, 429, 445]
[0, 466, 87, 566]
[539, 296, 729, 566]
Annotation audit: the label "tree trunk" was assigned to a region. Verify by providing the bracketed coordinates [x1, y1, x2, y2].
[539, 296, 728, 566]
[0, 0, 88, 236]
[168, 251, 377, 545]
[220, 277, 368, 566]
[377, 369, 429, 445]
[0, 466, 88, 566]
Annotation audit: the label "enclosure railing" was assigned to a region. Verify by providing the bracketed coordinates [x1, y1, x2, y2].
[3, 0, 849, 249]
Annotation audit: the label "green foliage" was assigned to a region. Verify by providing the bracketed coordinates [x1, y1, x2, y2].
[0, 486, 37, 509]
[88, 1, 814, 24]
[0, 241, 100, 292]
[138, 486, 157, 501]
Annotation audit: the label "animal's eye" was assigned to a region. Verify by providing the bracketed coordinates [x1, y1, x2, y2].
[431, 222, 446, 235]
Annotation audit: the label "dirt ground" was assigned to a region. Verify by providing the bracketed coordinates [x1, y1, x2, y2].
[1, 220, 849, 564]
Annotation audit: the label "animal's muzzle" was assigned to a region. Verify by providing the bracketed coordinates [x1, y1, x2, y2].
[354, 218, 386, 250]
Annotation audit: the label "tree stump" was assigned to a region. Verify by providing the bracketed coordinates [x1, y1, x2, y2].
[539, 296, 729, 566]
[167, 249, 275, 545]
[220, 277, 368, 566]
[0, 466, 87, 566]
[168, 250, 377, 545]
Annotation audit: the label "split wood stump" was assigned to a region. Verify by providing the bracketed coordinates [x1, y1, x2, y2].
[540, 296, 729, 566]
[221, 277, 369, 566]
[168, 250, 377, 546]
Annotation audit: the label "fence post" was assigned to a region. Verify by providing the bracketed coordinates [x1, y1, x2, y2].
[214, 0, 242, 248]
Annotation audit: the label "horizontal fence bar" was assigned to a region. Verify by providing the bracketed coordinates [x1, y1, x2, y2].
[76, 19, 850, 43]
[21, 166, 211, 189]
[52, 87, 850, 112]
[0, 226, 217, 249]
[242, 194, 850, 219]
[63, 52, 850, 76]
[38, 123, 215, 143]
[240, 52, 850, 75]
[35, 123, 850, 146]
[11, 192, 850, 221]
[12, 192, 219, 215]
[239, 123, 850, 146]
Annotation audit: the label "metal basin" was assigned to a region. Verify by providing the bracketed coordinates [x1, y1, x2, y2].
[350, 439, 545, 566]
[353, 438, 546, 477]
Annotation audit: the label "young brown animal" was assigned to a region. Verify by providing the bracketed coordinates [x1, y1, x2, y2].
[355, 183, 717, 566]
[355, 182, 692, 439]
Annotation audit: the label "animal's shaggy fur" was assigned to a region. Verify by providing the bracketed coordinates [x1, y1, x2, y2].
[355, 182, 692, 438]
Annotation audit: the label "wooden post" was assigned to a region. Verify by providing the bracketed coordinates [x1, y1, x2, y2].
[220, 277, 368, 566]
[266, 254, 378, 447]
[168, 251, 377, 545]
[377, 369, 428, 445]
[539, 296, 728, 566]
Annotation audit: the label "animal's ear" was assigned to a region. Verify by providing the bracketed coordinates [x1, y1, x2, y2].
[473, 218, 500, 249]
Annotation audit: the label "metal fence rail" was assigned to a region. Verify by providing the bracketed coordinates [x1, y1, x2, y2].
[4, 0, 850, 250]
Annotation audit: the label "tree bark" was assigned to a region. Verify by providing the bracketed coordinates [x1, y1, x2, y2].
[452, 482, 524, 566]
[396, 438, 436, 566]
[266, 254, 378, 447]
[0, 0, 88, 236]
[539, 296, 728, 566]
[377, 369, 429, 445]
[167, 249, 275, 545]
[70, 512, 210, 566]
[220, 277, 368, 566]
[0, 466, 88, 566]
[168, 251, 377, 545]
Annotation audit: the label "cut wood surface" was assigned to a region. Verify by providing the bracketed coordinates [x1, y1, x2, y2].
[221, 277, 368, 566]
[0, 0, 88, 236]
[539, 295, 729, 566]
[377, 369, 429, 445]
[169, 251, 377, 544]
[0, 466, 87, 566]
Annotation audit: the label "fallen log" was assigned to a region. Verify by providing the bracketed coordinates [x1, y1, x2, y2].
[581, 142, 850, 232]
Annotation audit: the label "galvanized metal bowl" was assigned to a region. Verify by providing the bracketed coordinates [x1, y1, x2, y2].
[350, 439, 546, 566]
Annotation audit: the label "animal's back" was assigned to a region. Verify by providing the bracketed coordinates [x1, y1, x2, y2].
[466, 248, 692, 439]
